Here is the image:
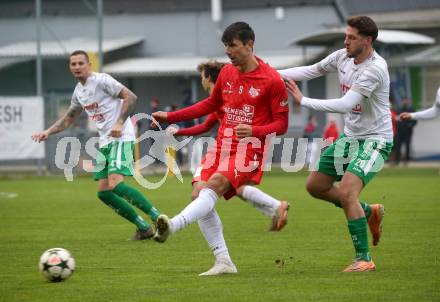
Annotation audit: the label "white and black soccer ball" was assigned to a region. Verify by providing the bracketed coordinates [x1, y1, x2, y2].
[38, 248, 75, 282]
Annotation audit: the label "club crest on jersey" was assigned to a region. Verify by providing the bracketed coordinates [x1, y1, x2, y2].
[248, 86, 260, 98]
[243, 104, 255, 117]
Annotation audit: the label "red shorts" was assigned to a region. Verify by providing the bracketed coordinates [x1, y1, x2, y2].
[192, 148, 216, 184]
[249, 168, 263, 184]
[193, 147, 264, 200]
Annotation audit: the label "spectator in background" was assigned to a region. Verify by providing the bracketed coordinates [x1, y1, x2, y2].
[323, 119, 339, 143]
[388, 99, 398, 163]
[303, 115, 318, 166]
[395, 98, 417, 165]
[303, 115, 317, 140]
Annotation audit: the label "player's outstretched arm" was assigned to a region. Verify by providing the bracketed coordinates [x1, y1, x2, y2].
[175, 113, 218, 136]
[285, 79, 304, 106]
[286, 80, 363, 113]
[111, 87, 137, 137]
[151, 111, 168, 124]
[160, 97, 221, 125]
[402, 101, 440, 121]
[31, 104, 83, 143]
[399, 112, 413, 121]
[278, 63, 324, 81]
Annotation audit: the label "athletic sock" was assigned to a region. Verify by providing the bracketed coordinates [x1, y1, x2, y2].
[241, 185, 280, 217]
[359, 201, 372, 219]
[197, 209, 231, 262]
[171, 188, 219, 233]
[333, 201, 372, 219]
[97, 190, 150, 230]
[347, 217, 371, 261]
[113, 182, 160, 222]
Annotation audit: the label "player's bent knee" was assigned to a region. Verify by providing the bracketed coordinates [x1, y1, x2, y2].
[192, 182, 206, 200]
[338, 188, 357, 206]
[206, 173, 230, 196]
[305, 179, 326, 198]
[107, 180, 118, 190]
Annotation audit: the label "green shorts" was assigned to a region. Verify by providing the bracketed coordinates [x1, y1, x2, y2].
[93, 141, 135, 181]
[317, 135, 393, 185]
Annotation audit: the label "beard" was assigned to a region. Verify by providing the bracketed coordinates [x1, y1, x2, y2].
[346, 46, 362, 58]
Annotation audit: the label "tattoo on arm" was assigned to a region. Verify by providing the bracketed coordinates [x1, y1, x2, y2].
[47, 105, 83, 135]
[117, 87, 137, 123]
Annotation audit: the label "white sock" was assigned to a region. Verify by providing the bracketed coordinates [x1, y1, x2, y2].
[198, 209, 232, 263]
[171, 188, 219, 233]
[241, 185, 280, 217]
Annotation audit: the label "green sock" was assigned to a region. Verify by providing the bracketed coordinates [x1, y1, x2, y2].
[113, 182, 160, 222]
[97, 190, 150, 231]
[360, 201, 372, 219]
[333, 201, 372, 219]
[347, 217, 371, 261]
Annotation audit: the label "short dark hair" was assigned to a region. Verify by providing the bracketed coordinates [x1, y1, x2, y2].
[221, 22, 255, 45]
[197, 61, 226, 84]
[70, 50, 89, 62]
[347, 16, 378, 42]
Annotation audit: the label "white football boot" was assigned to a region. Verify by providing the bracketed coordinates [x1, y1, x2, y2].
[199, 258, 238, 276]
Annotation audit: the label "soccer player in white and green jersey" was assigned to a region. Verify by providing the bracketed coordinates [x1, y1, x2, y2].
[279, 16, 392, 272]
[32, 50, 161, 241]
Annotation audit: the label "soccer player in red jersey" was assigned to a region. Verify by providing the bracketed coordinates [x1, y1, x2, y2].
[170, 61, 290, 232]
[152, 22, 289, 275]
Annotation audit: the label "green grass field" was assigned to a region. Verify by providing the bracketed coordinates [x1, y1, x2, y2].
[0, 168, 439, 302]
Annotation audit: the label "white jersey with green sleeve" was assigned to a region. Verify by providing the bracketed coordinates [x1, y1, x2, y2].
[71, 72, 135, 147]
[318, 49, 393, 141]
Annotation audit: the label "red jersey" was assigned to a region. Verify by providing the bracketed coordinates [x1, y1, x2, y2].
[176, 111, 222, 136]
[168, 57, 289, 154]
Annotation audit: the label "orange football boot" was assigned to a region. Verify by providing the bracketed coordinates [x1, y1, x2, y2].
[269, 201, 290, 231]
[368, 204, 385, 246]
[343, 259, 376, 272]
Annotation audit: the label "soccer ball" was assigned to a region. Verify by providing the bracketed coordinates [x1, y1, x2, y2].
[38, 248, 75, 282]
